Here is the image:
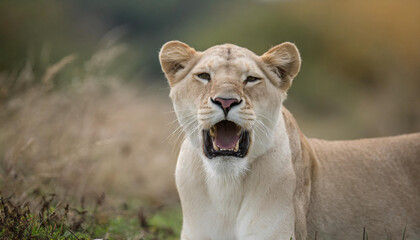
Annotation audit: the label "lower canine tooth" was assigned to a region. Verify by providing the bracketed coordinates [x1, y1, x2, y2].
[234, 140, 240, 151]
[213, 141, 220, 151]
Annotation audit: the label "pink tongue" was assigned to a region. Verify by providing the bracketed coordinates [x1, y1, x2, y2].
[214, 121, 240, 150]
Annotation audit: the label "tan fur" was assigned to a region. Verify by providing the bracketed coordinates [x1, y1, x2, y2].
[159, 41, 420, 240]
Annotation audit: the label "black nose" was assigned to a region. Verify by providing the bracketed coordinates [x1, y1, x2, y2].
[211, 97, 241, 116]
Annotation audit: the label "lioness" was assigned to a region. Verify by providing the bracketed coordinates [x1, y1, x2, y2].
[159, 41, 420, 240]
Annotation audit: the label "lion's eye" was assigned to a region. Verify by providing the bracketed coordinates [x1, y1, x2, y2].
[244, 76, 261, 84]
[197, 73, 211, 81]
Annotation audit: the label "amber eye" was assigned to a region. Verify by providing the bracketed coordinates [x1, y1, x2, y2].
[197, 73, 211, 81]
[245, 76, 260, 84]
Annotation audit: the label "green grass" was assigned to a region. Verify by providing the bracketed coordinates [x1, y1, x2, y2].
[0, 195, 181, 240]
[148, 207, 182, 240]
[0, 196, 89, 240]
[0, 194, 411, 240]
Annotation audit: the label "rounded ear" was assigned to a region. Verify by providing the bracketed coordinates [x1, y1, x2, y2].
[261, 42, 301, 91]
[159, 41, 196, 86]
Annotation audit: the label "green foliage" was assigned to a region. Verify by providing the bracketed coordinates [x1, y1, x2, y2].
[0, 196, 89, 240]
[148, 207, 182, 239]
[0, 194, 182, 240]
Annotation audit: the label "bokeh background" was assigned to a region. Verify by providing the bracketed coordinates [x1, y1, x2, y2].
[1, 0, 419, 239]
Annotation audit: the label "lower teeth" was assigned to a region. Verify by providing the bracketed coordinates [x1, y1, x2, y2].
[234, 140, 240, 151]
[212, 141, 220, 151]
[212, 141, 240, 152]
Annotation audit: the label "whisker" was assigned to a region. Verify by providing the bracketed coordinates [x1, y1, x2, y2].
[253, 123, 266, 145]
[163, 109, 192, 114]
[198, 116, 216, 121]
[241, 118, 256, 121]
[166, 118, 180, 126]
[257, 119, 271, 139]
[164, 116, 196, 143]
[256, 113, 275, 124]
[238, 111, 255, 116]
[166, 112, 197, 127]
[169, 118, 200, 153]
[198, 111, 215, 115]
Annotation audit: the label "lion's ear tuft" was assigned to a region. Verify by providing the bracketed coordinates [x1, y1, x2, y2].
[261, 42, 301, 91]
[159, 41, 196, 86]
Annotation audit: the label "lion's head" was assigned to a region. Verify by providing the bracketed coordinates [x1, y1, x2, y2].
[159, 41, 301, 178]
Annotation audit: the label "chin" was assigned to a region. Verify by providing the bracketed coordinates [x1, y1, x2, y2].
[202, 155, 250, 183]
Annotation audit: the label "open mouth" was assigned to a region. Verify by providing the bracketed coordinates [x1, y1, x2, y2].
[203, 120, 250, 159]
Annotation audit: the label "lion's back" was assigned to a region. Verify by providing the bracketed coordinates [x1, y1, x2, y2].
[309, 132, 420, 186]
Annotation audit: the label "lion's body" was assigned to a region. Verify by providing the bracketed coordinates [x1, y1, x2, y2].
[307, 133, 420, 239]
[159, 41, 420, 239]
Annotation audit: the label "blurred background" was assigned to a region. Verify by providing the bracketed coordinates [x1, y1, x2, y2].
[0, 0, 419, 239]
